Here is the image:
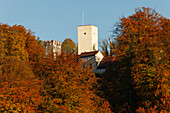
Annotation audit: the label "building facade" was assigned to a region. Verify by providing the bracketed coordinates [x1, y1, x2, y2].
[78, 25, 106, 72]
[79, 50, 104, 70]
[78, 25, 98, 55]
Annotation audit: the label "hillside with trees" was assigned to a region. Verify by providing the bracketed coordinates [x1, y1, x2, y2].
[99, 7, 170, 113]
[0, 24, 111, 112]
[0, 7, 169, 113]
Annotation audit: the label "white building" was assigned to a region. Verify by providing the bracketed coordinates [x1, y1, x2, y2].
[78, 50, 103, 71]
[42, 24, 116, 74]
[77, 25, 116, 74]
[78, 25, 103, 71]
[78, 25, 98, 55]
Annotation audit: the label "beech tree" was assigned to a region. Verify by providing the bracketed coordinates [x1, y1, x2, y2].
[112, 7, 170, 112]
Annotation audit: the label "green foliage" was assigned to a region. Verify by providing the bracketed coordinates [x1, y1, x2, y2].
[61, 38, 76, 54]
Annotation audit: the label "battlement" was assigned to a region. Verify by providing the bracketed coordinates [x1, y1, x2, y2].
[43, 40, 61, 47]
[43, 40, 61, 56]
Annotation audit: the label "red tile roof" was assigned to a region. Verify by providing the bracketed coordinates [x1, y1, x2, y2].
[97, 56, 116, 69]
[79, 50, 99, 58]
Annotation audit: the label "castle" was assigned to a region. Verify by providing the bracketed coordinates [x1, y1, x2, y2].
[43, 25, 115, 74]
[43, 25, 99, 56]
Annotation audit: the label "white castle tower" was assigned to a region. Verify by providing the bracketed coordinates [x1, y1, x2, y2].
[78, 25, 98, 55]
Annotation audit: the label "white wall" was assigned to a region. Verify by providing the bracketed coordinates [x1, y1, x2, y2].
[79, 51, 104, 71]
[95, 51, 104, 66]
[78, 25, 98, 55]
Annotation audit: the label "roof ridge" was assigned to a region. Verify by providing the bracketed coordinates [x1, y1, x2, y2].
[79, 50, 100, 58]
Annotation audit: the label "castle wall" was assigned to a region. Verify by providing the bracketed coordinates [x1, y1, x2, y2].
[43, 40, 61, 56]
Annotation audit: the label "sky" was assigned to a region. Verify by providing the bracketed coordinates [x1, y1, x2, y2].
[0, 0, 169, 46]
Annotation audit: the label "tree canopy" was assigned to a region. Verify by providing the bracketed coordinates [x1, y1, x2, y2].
[61, 38, 77, 54]
[0, 7, 169, 113]
[0, 24, 43, 112]
[38, 53, 111, 112]
[0, 24, 112, 112]
[99, 7, 170, 113]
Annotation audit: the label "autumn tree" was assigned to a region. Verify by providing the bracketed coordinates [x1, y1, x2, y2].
[97, 58, 135, 112]
[38, 52, 112, 112]
[61, 38, 77, 54]
[25, 31, 44, 75]
[0, 24, 43, 112]
[0, 24, 28, 61]
[111, 7, 170, 112]
[0, 58, 43, 112]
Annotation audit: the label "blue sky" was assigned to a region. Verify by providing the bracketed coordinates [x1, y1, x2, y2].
[0, 0, 169, 46]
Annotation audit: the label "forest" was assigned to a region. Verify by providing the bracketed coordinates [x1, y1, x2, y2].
[0, 7, 169, 113]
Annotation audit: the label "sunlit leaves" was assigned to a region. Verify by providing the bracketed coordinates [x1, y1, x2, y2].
[0, 24, 28, 61]
[38, 53, 112, 112]
[0, 24, 43, 112]
[0, 58, 43, 112]
[112, 7, 170, 112]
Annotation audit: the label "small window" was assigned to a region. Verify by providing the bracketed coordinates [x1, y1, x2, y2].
[84, 32, 86, 35]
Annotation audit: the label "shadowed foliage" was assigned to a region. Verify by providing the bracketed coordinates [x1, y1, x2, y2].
[97, 7, 170, 113]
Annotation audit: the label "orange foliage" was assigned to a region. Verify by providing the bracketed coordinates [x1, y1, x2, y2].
[0, 24, 28, 61]
[25, 31, 44, 75]
[38, 52, 112, 112]
[0, 24, 43, 112]
[0, 58, 43, 112]
[114, 7, 170, 112]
